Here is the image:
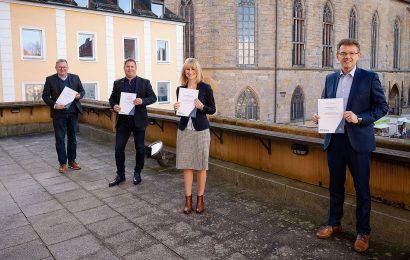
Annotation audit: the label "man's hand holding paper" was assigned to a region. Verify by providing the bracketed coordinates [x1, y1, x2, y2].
[317, 98, 345, 133]
[56, 87, 78, 108]
[119, 92, 137, 115]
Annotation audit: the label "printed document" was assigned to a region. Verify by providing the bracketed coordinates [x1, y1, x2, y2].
[119, 92, 136, 115]
[318, 98, 345, 133]
[176, 88, 199, 117]
[56, 87, 78, 108]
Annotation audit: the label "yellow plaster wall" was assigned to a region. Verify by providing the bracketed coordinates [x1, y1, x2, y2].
[113, 16, 146, 81]
[65, 10, 107, 99]
[10, 4, 57, 101]
[150, 22, 178, 109]
[0, 46, 3, 102]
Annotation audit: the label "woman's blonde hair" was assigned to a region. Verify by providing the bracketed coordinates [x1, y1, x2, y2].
[179, 58, 203, 85]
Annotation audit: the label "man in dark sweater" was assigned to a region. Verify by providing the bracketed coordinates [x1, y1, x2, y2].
[42, 59, 85, 173]
[108, 58, 157, 187]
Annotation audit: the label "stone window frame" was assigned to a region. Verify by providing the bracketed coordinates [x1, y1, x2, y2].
[77, 31, 97, 62]
[290, 85, 304, 122]
[82, 82, 99, 100]
[370, 11, 379, 69]
[156, 81, 171, 104]
[179, 0, 195, 59]
[322, 2, 334, 68]
[123, 36, 139, 62]
[393, 17, 401, 70]
[235, 86, 259, 120]
[20, 26, 46, 60]
[348, 7, 358, 40]
[292, 0, 305, 67]
[22, 82, 44, 101]
[156, 39, 170, 63]
[237, 0, 256, 67]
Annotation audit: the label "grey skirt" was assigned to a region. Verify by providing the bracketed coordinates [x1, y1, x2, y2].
[176, 129, 210, 170]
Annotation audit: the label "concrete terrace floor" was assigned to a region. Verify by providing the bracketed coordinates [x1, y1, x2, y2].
[0, 133, 409, 260]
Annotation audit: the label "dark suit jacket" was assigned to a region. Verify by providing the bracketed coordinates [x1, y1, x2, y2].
[42, 73, 85, 118]
[109, 76, 157, 128]
[177, 81, 216, 131]
[322, 67, 388, 152]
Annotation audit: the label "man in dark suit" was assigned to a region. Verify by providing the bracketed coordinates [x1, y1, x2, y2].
[108, 58, 157, 187]
[313, 39, 388, 253]
[42, 59, 85, 173]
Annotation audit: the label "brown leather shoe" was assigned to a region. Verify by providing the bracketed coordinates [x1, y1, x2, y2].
[354, 234, 369, 253]
[58, 164, 67, 173]
[316, 225, 342, 239]
[196, 195, 204, 214]
[68, 161, 81, 170]
[183, 195, 192, 214]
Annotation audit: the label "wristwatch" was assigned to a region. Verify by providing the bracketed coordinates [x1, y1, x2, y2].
[357, 117, 363, 125]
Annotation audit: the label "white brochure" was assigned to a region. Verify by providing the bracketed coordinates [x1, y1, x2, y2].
[318, 98, 345, 133]
[119, 92, 136, 115]
[56, 87, 78, 108]
[176, 88, 199, 118]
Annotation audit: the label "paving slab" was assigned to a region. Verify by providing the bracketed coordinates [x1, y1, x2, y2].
[0, 133, 408, 260]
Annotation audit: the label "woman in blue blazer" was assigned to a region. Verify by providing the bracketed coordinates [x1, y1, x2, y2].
[173, 58, 216, 214]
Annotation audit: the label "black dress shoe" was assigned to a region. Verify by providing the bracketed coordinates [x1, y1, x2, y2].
[108, 175, 125, 187]
[133, 173, 141, 185]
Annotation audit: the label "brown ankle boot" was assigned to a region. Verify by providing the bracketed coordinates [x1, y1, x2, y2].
[196, 195, 204, 214]
[183, 195, 192, 214]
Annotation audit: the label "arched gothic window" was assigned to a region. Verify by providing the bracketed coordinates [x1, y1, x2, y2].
[292, 0, 305, 66]
[322, 2, 333, 67]
[349, 8, 357, 39]
[236, 87, 259, 120]
[388, 85, 400, 115]
[370, 12, 378, 69]
[393, 18, 400, 69]
[238, 0, 255, 65]
[179, 0, 194, 58]
[291, 86, 304, 122]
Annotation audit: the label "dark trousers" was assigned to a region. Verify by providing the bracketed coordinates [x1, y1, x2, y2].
[326, 134, 372, 235]
[115, 116, 146, 177]
[52, 113, 78, 165]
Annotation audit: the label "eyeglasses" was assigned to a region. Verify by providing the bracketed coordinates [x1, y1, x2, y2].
[338, 52, 359, 57]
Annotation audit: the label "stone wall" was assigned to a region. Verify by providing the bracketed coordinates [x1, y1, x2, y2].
[165, 0, 410, 123]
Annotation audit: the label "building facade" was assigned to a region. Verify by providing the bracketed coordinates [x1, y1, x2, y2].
[166, 0, 410, 123]
[0, 0, 184, 110]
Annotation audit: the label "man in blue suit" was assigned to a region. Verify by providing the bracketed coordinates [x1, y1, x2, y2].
[313, 39, 388, 253]
[42, 59, 85, 174]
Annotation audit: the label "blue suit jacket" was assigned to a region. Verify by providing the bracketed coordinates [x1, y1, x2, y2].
[322, 67, 388, 152]
[42, 73, 85, 119]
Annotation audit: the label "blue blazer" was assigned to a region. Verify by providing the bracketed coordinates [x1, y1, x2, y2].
[42, 73, 85, 119]
[177, 81, 216, 131]
[109, 76, 157, 129]
[322, 67, 388, 152]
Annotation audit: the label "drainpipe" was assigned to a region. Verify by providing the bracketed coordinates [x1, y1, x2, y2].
[274, 0, 278, 123]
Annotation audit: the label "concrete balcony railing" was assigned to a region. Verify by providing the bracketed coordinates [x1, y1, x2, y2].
[1, 100, 409, 212]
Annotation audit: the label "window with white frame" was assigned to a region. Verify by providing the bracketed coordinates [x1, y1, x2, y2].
[21, 28, 45, 59]
[152, 2, 164, 18]
[118, 0, 132, 13]
[83, 83, 98, 100]
[23, 83, 44, 101]
[157, 82, 170, 103]
[124, 38, 138, 60]
[157, 40, 169, 62]
[78, 33, 96, 60]
[76, 0, 89, 7]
